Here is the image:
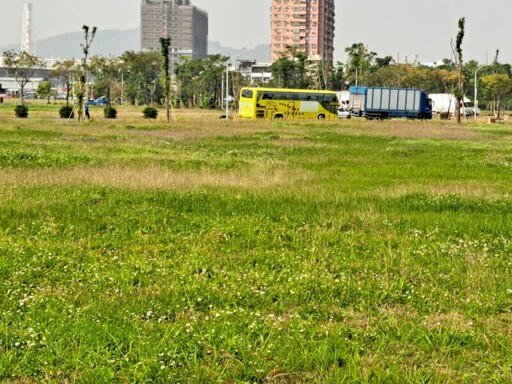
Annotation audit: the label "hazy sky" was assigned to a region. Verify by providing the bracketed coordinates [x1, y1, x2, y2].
[0, 0, 510, 64]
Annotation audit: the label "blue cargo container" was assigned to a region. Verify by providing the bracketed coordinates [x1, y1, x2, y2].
[348, 86, 367, 95]
[364, 87, 432, 120]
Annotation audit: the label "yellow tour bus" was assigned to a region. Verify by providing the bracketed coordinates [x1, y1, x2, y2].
[238, 87, 339, 120]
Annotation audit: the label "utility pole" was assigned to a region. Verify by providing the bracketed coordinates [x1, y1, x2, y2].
[225, 54, 240, 120]
[225, 59, 229, 119]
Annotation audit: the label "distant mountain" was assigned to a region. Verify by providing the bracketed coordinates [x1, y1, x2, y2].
[1, 28, 141, 58]
[208, 41, 270, 63]
[0, 27, 270, 63]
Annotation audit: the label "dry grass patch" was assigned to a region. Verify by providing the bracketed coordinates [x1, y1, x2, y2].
[483, 313, 512, 338]
[339, 308, 373, 330]
[0, 164, 306, 192]
[422, 311, 474, 332]
[376, 181, 506, 200]
[263, 370, 317, 384]
[335, 119, 504, 141]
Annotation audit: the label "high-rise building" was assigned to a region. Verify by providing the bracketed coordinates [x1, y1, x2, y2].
[270, 0, 335, 64]
[141, 0, 208, 62]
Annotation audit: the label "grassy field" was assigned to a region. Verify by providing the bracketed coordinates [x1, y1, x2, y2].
[1, 102, 512, 383]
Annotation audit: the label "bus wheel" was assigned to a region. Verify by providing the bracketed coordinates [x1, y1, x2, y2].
[274, 114, 284, 119]
[317, 114, 326, 120]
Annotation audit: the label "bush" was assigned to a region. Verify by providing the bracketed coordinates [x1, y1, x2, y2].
[439, 112, 450, 120]
[143, 106, 158, 119]
[104, 107, 117, 119]
[14, 105, 29, 118]
[59, 105, 74, 119]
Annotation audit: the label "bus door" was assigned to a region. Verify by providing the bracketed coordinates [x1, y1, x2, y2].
[257, 92, 274, 118]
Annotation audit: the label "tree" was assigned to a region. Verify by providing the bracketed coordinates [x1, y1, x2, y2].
[36, 80, 53, 103]
[439, 68, 460, 92]
[229, 69, 245, 111]
[120, 51, 161, 106]
[160, 37, 172, 123]
[77, 25, 97, 122]
[291, 49, 309, 89]
[269, 47, 312, 89]
[197, 55, 229, 108]
[174, 57, 206, 107]
[2, 50, 45, 104]
[481, 73, 512, 118]
[451, 17, 465, 124]
[344, 43, 376, 86]
[52, 59, 78, 106]
[436, 58, 455, 70]
[309, 58, 337, 90]
[269, 56, 297, 88]
[329, 61, 345, 90]
[89, 56, 120, 108]
[374, 56, 393, 69]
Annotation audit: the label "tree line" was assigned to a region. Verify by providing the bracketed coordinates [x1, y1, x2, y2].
[3, 42, 512, 115]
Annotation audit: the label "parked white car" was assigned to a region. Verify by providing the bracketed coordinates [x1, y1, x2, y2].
[338, 107, 351, 119]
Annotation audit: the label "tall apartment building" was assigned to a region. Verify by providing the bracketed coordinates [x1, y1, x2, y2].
[270, 0, 335, 64]
[141, 0, 208, 62]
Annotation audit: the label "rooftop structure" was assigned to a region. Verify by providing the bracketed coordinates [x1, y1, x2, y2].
[270, 0, 335, 64]
[141, 0, 208, 63]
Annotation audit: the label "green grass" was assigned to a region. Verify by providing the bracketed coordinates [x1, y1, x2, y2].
[1, 104, 512, 382]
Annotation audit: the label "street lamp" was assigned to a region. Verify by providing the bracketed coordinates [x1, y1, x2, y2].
[225, 59, 229, 119]
[121, 71, 124, 105]
[474, 64, 487, 120]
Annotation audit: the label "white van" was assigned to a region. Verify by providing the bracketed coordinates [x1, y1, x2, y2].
[429, 93, 480, 116]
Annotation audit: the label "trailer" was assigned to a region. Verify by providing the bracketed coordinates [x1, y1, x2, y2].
[364, 87, 432, 120]
[348, 86, 367, 117]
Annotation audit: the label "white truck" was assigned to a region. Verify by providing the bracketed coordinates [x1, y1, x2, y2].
[429, 93, 480, 117]
[348, 86, 367, 117]
[336, 90, 351, 119]
[336, 91, 350, 109]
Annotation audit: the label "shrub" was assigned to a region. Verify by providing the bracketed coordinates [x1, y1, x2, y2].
[59, 105, 74, 119]
[14, 105, 29, 118]
[143, 106, 158, 119]
[104, 107, 117, 119]
[439, 112, 450, 120]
